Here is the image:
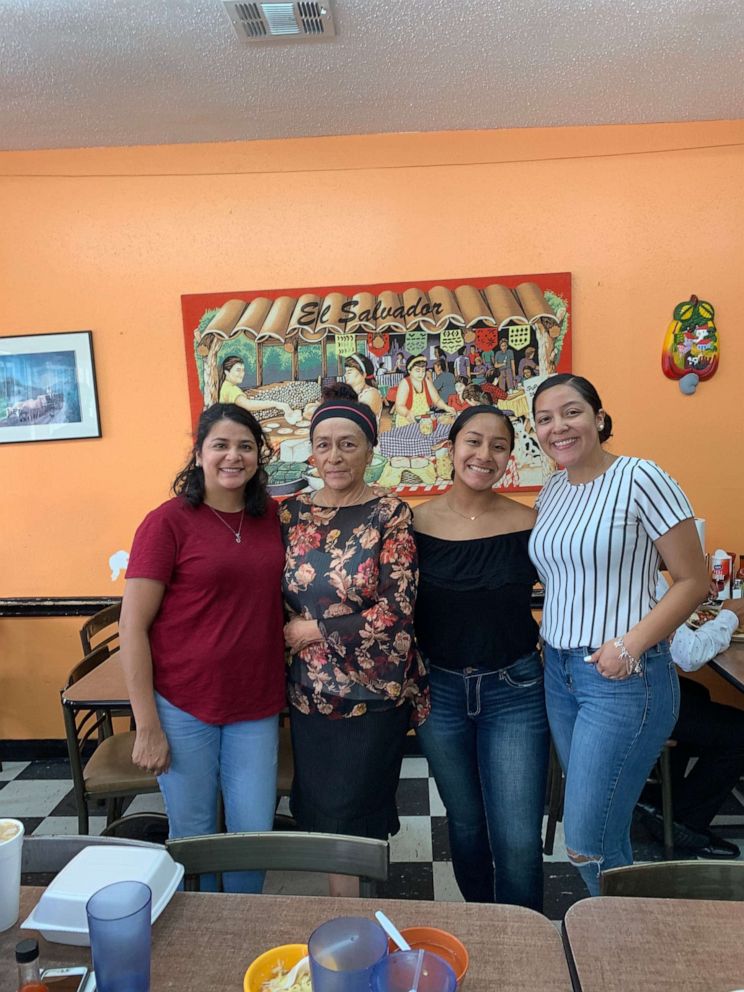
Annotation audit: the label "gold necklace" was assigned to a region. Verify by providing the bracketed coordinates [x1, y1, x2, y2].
[207, 505, 245, 543]
[446, 498, 492, 522]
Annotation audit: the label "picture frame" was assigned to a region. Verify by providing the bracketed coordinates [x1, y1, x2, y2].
[0, 330, 102, 444]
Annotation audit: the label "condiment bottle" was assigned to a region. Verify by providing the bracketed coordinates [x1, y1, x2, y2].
[733, 555, 744, 600]
[711, 549, 732, 601]
[15, 939, 49, 992]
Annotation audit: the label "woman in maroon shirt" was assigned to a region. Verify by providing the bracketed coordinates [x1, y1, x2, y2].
[120, 403, 286, 893]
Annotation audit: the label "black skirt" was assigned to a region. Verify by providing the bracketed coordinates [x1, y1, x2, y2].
[289, 704, 411, 840]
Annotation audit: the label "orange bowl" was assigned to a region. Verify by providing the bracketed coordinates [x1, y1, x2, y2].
[388, 926, 469, 987]
[243, 943, 308, 992]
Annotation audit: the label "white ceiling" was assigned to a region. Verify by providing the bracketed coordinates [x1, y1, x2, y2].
[1, 0, 742, 153]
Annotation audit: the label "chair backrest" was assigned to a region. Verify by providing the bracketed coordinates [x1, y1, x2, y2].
[100, 813, 170, 843]
[62, 644, 117, 769]
[22, 834, 164, 878]
[64, 642, 116, 691]
[166, 831, 388, 895]
[600, 860, 744, 900]
[79, 602, 121, 655]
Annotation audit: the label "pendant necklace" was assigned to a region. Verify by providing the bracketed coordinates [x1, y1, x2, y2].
[446, 498, 491, 522]
[207, 505, 245, 543]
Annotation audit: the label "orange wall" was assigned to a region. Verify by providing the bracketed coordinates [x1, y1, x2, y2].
[2, 119, 743, 739]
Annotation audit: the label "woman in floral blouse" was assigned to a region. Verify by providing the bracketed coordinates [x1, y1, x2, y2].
[280, 395, 429, 896]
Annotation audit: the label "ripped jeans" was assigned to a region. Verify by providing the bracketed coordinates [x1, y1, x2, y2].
[544, 642, 679, 896]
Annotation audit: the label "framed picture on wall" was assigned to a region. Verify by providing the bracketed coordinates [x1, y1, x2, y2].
[0, 330, 102, 444]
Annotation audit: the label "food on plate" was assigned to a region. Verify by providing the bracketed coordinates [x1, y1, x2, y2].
[686, 603, 722, 631]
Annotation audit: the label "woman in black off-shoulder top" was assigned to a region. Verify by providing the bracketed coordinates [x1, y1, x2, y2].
[413, 405, 549, 912]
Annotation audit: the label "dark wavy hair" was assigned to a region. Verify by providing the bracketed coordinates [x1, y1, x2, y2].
[532, 373, 613, 443]
[172, 403, 270, 515]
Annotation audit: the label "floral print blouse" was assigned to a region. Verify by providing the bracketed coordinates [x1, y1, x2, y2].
[280, 494, 429, 723]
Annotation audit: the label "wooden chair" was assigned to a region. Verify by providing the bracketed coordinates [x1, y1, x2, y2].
[543, 739, 676, 858]
[79, 601, 133, 732]
[79, 602, 121, 655]
[22, 834, 163, 883]
[166, 831, 389, 896]
[100, 812, 170, 843]
[600, 860, 744, 900]
[62, 644, 160, 833]
[543, 739, 564, 855]
[277, 720, 293, 798]
[654, 740, 676, 858]
[273, 717, 296, 829]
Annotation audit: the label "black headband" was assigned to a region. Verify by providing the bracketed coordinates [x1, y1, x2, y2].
[310, 400, 378, 445]
[448, 404, 513, 440]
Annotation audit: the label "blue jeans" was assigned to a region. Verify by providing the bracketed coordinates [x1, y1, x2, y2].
[544, 642, 680, 896]
[155, 693, 279, 893]
[416, 652, 549, 910]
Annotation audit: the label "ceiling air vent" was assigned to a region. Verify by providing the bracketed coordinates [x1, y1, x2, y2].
[222, 2, 336, 42]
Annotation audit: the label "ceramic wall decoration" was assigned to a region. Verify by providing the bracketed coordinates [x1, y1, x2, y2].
[661, 295, 719, 395]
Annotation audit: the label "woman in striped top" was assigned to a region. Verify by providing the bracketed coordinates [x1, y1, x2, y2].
[528, 374, 708, 895]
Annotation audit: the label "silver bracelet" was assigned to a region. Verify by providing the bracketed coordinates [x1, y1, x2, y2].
[614, 637, 642, 675]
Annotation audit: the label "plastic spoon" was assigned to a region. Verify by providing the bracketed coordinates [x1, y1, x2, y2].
[375, 910, 411, 951]
[274, 954, 308, 990]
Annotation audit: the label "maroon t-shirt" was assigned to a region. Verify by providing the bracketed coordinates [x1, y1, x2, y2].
[126, 497, 286, 724]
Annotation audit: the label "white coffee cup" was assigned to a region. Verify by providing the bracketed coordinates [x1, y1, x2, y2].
[0, 818, 25, 931]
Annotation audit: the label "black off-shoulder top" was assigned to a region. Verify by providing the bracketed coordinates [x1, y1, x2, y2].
[414, 529, 539, 672]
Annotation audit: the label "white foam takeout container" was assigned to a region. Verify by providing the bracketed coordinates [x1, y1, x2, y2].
[21, 845, 184, 946]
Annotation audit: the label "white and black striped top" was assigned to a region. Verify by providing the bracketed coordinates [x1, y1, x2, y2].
[528, 457, 694, 649]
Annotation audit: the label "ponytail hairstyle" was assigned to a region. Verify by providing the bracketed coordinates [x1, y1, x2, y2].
[218, 355, 244, 394]
[449, 404, 515, 452]
[532, 373, 613, 443]
[344, 353, 375, 385]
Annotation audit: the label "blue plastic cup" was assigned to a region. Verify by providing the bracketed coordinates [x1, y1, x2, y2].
[370, 949, 457, 992]
[308, 916, 388, 992]
[86, 881, 152, 992]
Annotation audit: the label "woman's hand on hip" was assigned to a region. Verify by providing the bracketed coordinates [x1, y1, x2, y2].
[284, 617, 323, 652]
[588, 639, 634, 680]
[132, 725, 171, 775]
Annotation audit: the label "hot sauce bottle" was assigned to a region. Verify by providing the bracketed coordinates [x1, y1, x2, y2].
[15, 940, 49, 992]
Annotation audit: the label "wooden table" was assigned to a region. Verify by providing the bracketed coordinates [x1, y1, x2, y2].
[62, 653, 129, 709]
[711, 640, 744, 693]
[563, 896, 744, 992]
[5, 888, 572, 992]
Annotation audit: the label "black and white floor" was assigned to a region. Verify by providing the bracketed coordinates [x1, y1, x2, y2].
[4, 755, 744, 918]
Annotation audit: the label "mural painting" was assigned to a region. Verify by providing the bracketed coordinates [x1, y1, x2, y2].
[181, 273, 571, 497]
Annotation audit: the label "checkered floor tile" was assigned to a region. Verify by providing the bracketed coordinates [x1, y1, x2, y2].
[3, 756, 743, 917]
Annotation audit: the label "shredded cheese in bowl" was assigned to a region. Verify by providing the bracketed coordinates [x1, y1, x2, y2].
[261, 975, 312, 992]
[260, 961, 312, 992]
